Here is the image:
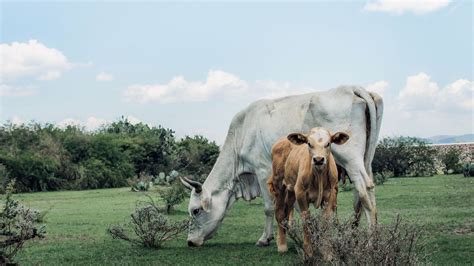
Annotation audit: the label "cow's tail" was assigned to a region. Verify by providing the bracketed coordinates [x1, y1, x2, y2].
[352, 87, 384, 180]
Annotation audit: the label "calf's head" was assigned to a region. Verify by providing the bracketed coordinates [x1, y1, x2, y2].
[287, 127, 349, 168]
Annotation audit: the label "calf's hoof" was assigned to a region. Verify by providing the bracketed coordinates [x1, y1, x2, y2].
[277, 244, 288, 253]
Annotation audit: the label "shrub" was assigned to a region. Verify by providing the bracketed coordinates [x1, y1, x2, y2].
[128, 173, 154, 192]
[463, 163, 474, 177]
[288, 214, 428, 265]
[374, 171, 392, 185]
[441, 147, 464, 174]
[108, 196, 188, 248]
[159, 182, 188, 214]
[0, 181, 46, 264]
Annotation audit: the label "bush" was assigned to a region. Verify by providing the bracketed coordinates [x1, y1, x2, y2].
[128, 173, 154, 192]
[463, 163, 474, 177]
[108, 196, 188, 248]
[288, 214, 428, 265]
[373, 137, 437, 177]
[159, 182, 188, 214]
[374, 171, 392, 185]
[441, 147, 464, 174]
[0, 181, 46, 264]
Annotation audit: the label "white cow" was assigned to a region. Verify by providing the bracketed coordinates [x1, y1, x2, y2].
[180, 86, 383, 247]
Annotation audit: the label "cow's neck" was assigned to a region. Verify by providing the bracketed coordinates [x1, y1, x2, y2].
[202, 139, 237, 196]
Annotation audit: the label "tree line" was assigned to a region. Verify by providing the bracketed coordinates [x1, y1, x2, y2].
[0, 117, 467, 193]
[0, 118, 219, 192]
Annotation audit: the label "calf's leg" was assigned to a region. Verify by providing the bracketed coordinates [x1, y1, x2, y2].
[295, 186, 312, 256]
[275, 189, 289, 252]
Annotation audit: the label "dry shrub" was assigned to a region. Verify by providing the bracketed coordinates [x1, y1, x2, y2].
[108, 196, 188, 248]
[0, 181, 46, 264]
[287, 214, 428, 265]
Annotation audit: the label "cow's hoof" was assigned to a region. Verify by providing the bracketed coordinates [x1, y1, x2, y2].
[256, 235, 273, 247]
[256, 239, 270, 247]
[277, 244, 288, 253]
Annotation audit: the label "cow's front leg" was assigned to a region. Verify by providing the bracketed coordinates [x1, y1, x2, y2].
[256, 170, 274, 246]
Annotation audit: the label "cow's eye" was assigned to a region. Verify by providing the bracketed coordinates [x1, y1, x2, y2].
[325, 143, 330, 148]
[308, 143, 312, 148]
[192, 208, 201, 216]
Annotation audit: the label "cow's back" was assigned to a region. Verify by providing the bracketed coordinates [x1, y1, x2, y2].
[235, 86, 358, 168]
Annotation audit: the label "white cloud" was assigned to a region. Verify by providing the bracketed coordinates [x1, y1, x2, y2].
[0, 40, 72, 81]
[379, 73, 473, 138]
[397, 72, 473, 112]
[0, 84, 36, 97]
[124, 70, 316, 103]
[58, 117, 109, 131]
[366, 80, 389, 97]
[364, 0, 451, 15]
[124, 70, 248, 103]
[96, 71, 114, 81]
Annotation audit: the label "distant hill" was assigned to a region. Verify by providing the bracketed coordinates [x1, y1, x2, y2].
[426, 134, 474, 144]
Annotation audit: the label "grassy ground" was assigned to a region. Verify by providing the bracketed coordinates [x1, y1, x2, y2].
[13, 174, 474, 265]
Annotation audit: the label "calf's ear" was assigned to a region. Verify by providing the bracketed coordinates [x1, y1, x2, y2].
[287, 133, 308, 145]
[331, 132, 350, 145]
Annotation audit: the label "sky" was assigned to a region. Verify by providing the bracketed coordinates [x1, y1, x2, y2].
[0, 0, 472, 144]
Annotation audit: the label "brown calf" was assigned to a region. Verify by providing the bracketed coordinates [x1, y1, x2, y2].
[267, 127, 349, 253]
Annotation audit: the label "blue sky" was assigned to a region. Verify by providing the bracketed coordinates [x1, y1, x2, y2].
[1, 1, 472, 143]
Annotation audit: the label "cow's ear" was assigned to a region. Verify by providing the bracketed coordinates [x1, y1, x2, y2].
[331, 132, 350, 145]
[200, 188, 212, 212]
[287, 133, 308, 145]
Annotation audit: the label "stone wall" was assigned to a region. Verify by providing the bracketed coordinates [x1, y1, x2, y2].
[429, 142, 473, 173]
[430, 142, 473, 163]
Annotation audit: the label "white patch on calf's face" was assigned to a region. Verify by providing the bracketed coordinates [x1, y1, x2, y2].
[307, 128, 332, 166]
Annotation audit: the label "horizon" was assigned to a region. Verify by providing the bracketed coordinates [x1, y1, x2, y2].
[1, 1, 472, 144]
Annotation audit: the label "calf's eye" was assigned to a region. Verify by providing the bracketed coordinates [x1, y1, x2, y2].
[192, 208, 201, 216]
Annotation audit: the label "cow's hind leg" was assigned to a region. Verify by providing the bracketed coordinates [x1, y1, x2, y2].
[345, 160, 377, 227]
[256, 169, 275, 246]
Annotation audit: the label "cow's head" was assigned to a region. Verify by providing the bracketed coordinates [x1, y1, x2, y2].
[288, 127, 349, 168]
[180, 176, 229, 247]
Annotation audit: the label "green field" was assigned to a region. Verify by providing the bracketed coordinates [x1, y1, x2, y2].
[13, 174, 474, 265]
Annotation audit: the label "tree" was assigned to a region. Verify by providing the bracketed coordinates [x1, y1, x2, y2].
[102, 117, 176, 178]
[440, 146, 463, 174]
[373, 137, 437, 177]
[175, 135, 220, 180]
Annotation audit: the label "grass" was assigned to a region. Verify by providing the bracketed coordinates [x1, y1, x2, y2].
[13, 174, 474, 265]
